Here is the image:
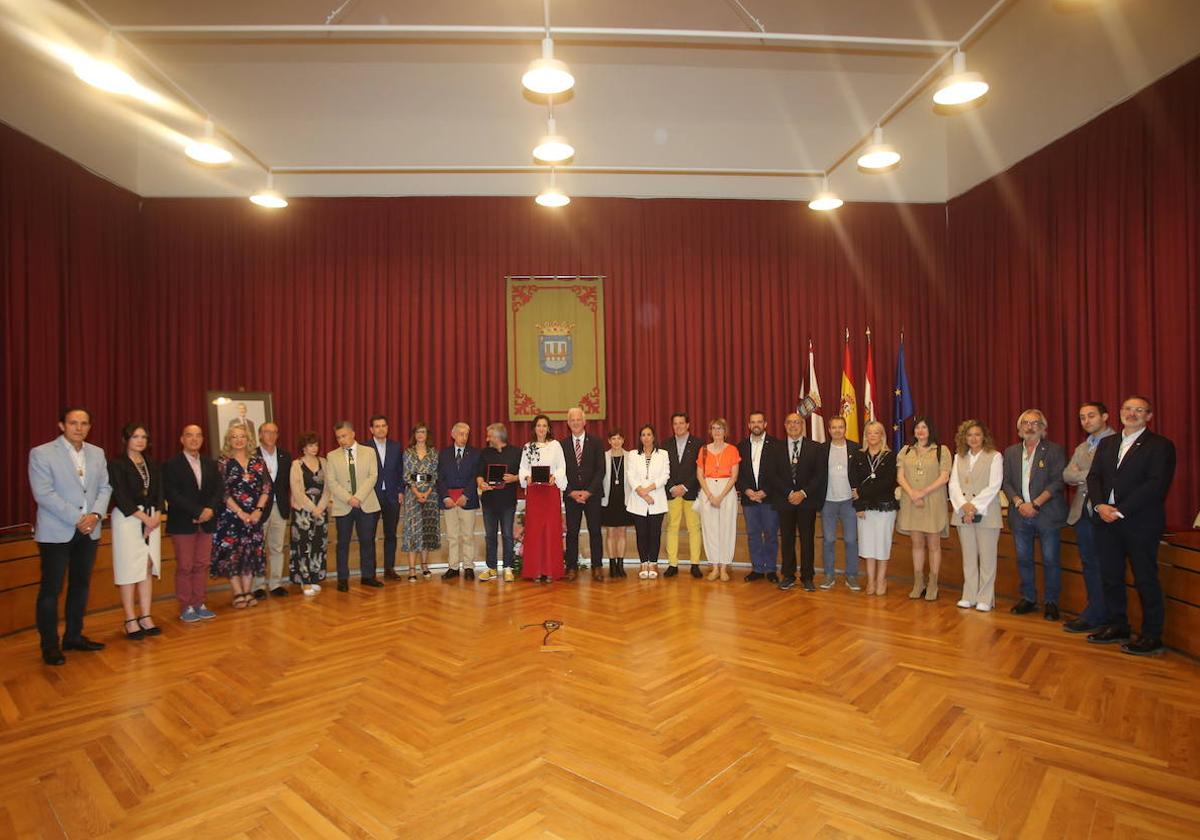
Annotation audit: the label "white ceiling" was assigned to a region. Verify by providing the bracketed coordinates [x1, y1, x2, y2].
[1, 0, 1197, 202]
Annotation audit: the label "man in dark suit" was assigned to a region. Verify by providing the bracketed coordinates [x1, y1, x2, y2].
[1001, 409, 1068, 621]
[253, 422, 293, 599]
[437, 421, 482, 580]
[368, 414, 405, 580]
[164, 424, 224, 622]
[770, 412, 827, 592]
[664, 412, 705, 578]
[1085, 396, 1176, 656]
[736, 411, 782, 582]
[561, 406, 606, 582]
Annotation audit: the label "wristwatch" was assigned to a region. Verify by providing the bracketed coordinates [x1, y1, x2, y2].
[1032, 501, 1042, 511]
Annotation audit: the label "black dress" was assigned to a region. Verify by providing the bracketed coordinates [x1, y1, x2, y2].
[602, 455, 634, 527]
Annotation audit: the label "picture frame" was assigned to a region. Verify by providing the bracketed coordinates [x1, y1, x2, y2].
[205, 390, 274, 458]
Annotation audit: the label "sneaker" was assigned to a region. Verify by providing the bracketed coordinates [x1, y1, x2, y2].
[311, 584, 322, 593]
[956, 599, 973, 609]
[302, 585, 316, 596]
[195, 604, 217, 620]
[819, 576, 837, 590]
[801, 580, 817, 592]
[180, 606, 200, 623]
[778, 576, 796, 591]
[845, 577, 862, 592]
[478, 569, 496, 582]
[503, 568, 515, 582]
[975, 603, 992, 612]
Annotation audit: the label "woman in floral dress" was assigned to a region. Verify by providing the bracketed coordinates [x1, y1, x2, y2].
[210, 425, 271, 608]
[402, 422, 441, 581]
[289, 431, 331, 595]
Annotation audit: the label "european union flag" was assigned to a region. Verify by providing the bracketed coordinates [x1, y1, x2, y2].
[892, 339, 914, 451]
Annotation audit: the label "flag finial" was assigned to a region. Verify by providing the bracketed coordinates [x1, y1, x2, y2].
[844, 327, 849, 342]
[865, 326, 872, 341]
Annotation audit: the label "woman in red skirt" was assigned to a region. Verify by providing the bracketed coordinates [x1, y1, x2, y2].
[518, 414, 568, 582]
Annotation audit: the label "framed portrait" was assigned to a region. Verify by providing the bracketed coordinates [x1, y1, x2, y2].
[206, 391, 274, 458]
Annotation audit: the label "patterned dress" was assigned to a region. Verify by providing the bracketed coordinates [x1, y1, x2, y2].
[402, 447, 442, 551]
[289, 460, 329, 585]
[210, 456, 270, 578]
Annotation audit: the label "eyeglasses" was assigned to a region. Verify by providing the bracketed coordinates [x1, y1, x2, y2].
[1122, 406, 1150, 415]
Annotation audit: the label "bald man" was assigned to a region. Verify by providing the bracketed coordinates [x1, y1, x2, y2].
[163, 424, 224, 622]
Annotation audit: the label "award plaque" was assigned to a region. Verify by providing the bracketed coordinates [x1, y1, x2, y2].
[531, 465, 551, 484]
[487, 463, 506, 486]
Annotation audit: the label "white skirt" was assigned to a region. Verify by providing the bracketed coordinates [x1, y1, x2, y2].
[111, 508, 163, 585]
[857, 509, 897, 561]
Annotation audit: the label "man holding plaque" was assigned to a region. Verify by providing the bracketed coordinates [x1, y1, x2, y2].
[437, 422, 481, 580]
[476, 423, 522, 581]
[561, 407, 607, 582]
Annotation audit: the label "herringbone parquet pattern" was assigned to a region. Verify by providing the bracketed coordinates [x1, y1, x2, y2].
[2, 572, 1198, 839]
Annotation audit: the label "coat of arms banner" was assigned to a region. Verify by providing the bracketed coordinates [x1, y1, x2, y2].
[505, 275, 607, 421]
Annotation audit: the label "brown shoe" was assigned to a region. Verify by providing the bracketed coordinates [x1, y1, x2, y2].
[591, 566, 605, 582]
[383, 569, 401, 581]
[559, 569, 578, 582]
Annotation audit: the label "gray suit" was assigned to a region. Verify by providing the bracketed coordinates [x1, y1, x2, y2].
[1001, 440, 1067, 528]
[1062, 430, 1114, 525]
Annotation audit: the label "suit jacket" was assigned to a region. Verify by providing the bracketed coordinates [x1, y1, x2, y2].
[736, 435, 782, 506]
[1062, 430, 1115, 525]
[665, 434, 705, 501]
[29, 436, 113, 542]
[368, 437, 405, 505]
[1001, 440, 1068, 528]
[767, 436, 827, 512]
[436, 445, 482, 510]
[325, 443, 381, 516]
[1086, 429, 1176, 535]
[822, 440, 861, 501]
[163, 451, 224, 534]
[560, 433, 606, 497]
[258, 447, 293, 518]
[107, 455, 164, 516]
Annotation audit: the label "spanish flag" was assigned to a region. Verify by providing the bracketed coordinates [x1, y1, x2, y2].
[839, 330, 860, 442]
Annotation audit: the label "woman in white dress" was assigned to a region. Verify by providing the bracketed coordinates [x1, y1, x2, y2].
[108, 423, 164, 640]
[695, 418, 742, 581]
[518, 414, 568, 582]
[625, 424, 670, 579]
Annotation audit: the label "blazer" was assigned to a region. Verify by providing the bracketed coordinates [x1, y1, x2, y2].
[1062, 430, 1116, 525]
[624, 449, 671, 516]
[665, 434, 705, 501]
[848, 448, 899, 513]
[1001, 440, 1068, 528]
[368, 437, 405, 505]
[436, 444, 482, 510]
[107, 455, 165, 517]
[325, 443, 381, 516]
[29, 437, 113, 543]
[767, 436, 827, 513]
[1086, 429, 1176, 536]
[822, 440, 861, 501]
[560, 433, 606, 496]
[736, 435, 782, 506]
[602, 449, 633, 507]
[257, 447, 293, 519]
[163, 452, 224, 535]
[948, 450, 1003, 528]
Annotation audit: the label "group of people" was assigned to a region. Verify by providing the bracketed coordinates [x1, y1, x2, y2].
[27, 394, 1175, 665]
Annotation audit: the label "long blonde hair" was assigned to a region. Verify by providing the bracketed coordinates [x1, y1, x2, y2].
[862, 420, 890, 452]
[221, 424, 254, 459]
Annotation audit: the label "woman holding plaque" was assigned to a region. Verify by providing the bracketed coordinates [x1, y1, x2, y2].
[518, 413, 568, 583]
[896, 416, 952, 601]
[402, 423, 440, 582]
[696, 418, 741, 581]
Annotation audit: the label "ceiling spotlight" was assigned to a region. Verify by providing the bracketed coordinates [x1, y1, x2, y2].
[857, 126, 901, 173]
[533, 116, 575, 163]
[536, 168, 570, 207]
[522, 37, 575, 95]
[185, 120, 233, 166]
[933, 51, 989, 111]
[808, 176, 843, 212]
[71, 35, 153, 100]
[250, 172, 288, 208]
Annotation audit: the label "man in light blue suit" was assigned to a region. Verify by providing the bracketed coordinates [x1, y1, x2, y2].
[28, 407, 112, 665]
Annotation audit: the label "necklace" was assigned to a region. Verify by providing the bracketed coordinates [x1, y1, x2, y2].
[867, 450, 884, 481]
[133, 456, 150, 492]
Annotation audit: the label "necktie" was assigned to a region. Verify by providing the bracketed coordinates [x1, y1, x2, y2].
[575, 438, 583, 465]
[348, 448, 357, 494]
[456, 448, 463, 466]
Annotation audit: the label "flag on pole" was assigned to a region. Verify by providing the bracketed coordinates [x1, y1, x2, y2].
[892, 333, 914, 451]
[806, 340, 826, 443]
[839, 329, 860, 442]
[862, 327, 878, 428]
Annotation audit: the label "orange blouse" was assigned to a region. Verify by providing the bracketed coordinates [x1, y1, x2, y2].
[697, 444, 741, 478]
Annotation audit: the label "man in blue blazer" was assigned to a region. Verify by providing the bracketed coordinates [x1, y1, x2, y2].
[368, 415, 405, 580]
[28, 407, 113, 665]
[437, 422, 482, 580]
[1001, 409, 1068, 621]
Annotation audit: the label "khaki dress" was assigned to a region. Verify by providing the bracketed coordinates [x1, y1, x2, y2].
[896, 444, 952, 536]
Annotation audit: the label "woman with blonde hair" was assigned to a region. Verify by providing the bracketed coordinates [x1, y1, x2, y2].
[848, 420, 898, 596]
[948, 419, 1003, 611]
[696, 418, 741, 581]
[211, 425, 271, 608]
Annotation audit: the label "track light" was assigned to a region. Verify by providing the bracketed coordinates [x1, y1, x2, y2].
[533, 115, 574, 163]
[933, 51, 989, 111]
[535, 168, 570, 207]
[185, 120, 233, 166]
[857, 126, 901, 173]
[522, 37, 575, 96]
[808, 176, 843, 212]
[250, 172, 288, 208]
[71, 34, 157, 103]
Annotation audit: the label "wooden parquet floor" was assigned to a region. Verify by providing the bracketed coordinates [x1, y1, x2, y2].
[1, 571, 1199, 840]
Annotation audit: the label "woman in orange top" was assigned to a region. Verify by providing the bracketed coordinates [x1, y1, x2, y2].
[695, 418, 741, 581]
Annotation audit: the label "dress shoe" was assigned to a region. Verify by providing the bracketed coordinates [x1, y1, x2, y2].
[384, 569, 402, 581]
[464, 568, 475, 581]
[1010, 598, 1038, 615]
[608, 558, 620, 578]
[1120, 636, 1165, 657]
[1043, 602, 1060, 621]
[559, 570, 578, 582]
[123, 618, 145, 640]
[270, 586, 289, 597]
[664, 565, 678, 578]
[744, 571, 764, 582]
[766, 572, 779, 584]
[591, 566, 605, 582]
[442, 568, 460, 580]
[63, 636, 105, 652]
[137, 616, 162, 637]
[690, 564, 703, 578]
[1062, 617, 1095, 634]
[252, 588, 268, 600]
[336, 580, 350, 592]
[1087, 625, 1132, 645]
[42, 648, 65, 666]
[362, 577, 384, 588]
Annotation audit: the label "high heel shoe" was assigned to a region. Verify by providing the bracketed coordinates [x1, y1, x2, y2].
[137, 616, 162, 636]
[124, 618, 145, 640]
[908, 573, 926, 600]
[924, 572, 939, 601]
[706, 565, 720, 581]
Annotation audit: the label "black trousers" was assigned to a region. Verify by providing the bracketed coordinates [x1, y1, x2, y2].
[1096, 517, 1166, 637]
[778, 506, 818, 583]
[564, 494, 604, 569]
[36, 531, 99, 650]
[633, 513, 665, 564]
[336, 508, 380, 582]
[376, 497, 401, 573]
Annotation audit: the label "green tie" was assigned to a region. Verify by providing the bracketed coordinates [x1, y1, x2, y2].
[348, 448, 357, 494]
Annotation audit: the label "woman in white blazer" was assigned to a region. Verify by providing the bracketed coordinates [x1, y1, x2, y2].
[948, 420, 1004, 611]
[625, 425, 670, 579]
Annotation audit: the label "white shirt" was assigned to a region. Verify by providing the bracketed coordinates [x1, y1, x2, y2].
[675, 435, 688, 462]
[749, 434, 765, 484]
[1021, 442, 1038, 502]
[571, 434, 586, 460]
[949, 449, 1003, 515]
[260, 446, 279, 481]
[62, 436, 87, 488]
[372, 439, 388, 489]
[826, 442, 852, 502]
[519, 439, 568, 491]
[1109, 427, 1147, 505]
